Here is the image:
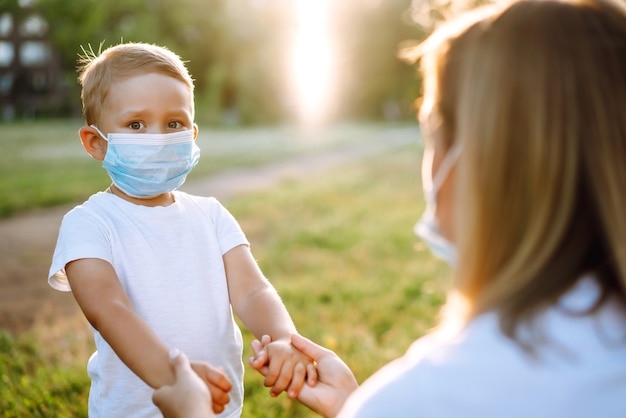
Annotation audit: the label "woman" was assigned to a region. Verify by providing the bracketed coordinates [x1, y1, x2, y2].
[154, 0, 626, 416]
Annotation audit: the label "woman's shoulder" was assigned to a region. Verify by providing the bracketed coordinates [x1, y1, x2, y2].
[338, 323, 503, 418]
[340, 278, 626, 417]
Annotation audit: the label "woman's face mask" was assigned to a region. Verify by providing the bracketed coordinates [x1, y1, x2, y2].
[414, 142, 461, 266]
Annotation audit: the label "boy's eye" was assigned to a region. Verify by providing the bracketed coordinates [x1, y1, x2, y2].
[168, 121, 182, 129]
[129, 122, 144, 130]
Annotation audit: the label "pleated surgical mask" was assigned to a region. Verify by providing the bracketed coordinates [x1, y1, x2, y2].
[92, 126, 200, 198]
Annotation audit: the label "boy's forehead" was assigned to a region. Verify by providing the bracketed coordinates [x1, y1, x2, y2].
[107, 72, 193, 98]
[111, 71, 192, 90]
[102, 73, 194, 115]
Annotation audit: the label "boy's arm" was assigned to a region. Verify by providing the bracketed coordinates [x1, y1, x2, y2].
[66, 257, 176, 388]
[224, 245, 297, 341]
[225, 245, 317, 397]
[67, 258, 232, 412]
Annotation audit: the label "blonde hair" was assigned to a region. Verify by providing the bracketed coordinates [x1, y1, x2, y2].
[416, 0, 626, 340]
[77, 42, 195, 125]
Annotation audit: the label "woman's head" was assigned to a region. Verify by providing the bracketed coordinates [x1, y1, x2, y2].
[416, 0, 626, 335]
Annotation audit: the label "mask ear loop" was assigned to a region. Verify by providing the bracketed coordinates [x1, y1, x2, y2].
[430, 142, 462, 195]
[90, 125, 109, 142]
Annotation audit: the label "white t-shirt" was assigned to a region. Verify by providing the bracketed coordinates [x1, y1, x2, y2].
[49, 191, 248, 418]
[339, 277, 626, 418]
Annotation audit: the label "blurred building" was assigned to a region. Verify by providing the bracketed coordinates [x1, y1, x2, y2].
[0, 5, 65, 121]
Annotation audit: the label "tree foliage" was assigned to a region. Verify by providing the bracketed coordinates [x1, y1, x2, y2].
[23, 0, 433, 124]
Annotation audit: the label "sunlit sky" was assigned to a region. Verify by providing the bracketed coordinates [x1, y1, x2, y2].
[288, 0, 335, 128]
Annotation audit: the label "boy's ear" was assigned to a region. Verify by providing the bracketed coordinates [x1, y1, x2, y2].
[79, 126, 107, 161]
[192, 123, 198, 141]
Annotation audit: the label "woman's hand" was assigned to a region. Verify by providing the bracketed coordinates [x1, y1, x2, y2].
[152, 349, 218, 418]
[250, 334, 359, 418]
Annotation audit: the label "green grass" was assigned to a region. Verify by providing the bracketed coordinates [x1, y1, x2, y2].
[0, 120, 404, 218]
[0, 316, 92, 418]
[0, 144, 450, 417]
[232, 146, 451, 417]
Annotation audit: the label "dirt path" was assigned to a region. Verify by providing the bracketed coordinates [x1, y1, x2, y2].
[0, 127, 416, 333]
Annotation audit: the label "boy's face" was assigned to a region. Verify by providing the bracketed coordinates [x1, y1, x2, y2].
[98, 72, 196, 137]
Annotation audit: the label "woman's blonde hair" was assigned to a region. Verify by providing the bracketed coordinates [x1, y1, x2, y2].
[77, 42, 195, 125]
[416, 0, 626, 340]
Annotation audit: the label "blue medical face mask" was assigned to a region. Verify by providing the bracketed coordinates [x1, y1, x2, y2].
[414, 143, 462, 266]
[92, 126, 200, 198]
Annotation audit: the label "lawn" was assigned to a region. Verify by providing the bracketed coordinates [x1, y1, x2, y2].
[0, 129, 450, 417]
[0, 120, 403, 218]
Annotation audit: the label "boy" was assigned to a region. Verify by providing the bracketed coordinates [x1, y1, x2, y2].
[48, 42, 315, 418]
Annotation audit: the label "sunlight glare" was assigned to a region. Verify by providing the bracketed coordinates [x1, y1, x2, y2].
[289, 0, 334, 128]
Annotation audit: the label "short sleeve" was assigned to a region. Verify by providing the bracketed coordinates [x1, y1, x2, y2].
[210, 199, 249, 255]
[48, 207, 113, 291]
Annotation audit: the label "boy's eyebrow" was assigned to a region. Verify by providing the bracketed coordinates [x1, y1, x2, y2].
[117, 108, 193, 121]
[118, 108, 151, 118]
[118, 108, 187, 116]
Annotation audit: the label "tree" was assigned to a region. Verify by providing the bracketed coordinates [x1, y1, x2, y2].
[20, 0, 478, 123]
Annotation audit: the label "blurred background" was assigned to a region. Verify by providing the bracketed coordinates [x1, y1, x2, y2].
[0, 0, 440, 127]
[0, 1, 478, 416]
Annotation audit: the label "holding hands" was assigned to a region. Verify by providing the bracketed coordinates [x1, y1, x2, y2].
[249, 334, 359, 418]
[188, 358, 232, 414]
[249, 335, 319, 399]
[153, 349, 221, 418]
[153, 334, 359, 418]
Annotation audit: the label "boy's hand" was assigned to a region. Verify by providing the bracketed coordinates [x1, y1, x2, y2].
[252, 334, 358, 418]
[190, 359, 232, 414]
[249, 334, 318, 399]
[248, 334, 272, 374]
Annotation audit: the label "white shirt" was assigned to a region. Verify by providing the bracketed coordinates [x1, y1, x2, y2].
[49, 191, 248, 418]
[339, 277, 626, 418]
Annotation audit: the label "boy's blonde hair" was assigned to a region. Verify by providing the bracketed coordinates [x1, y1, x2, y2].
[416, 0, 626, 340]
[77, 42, 195, 125]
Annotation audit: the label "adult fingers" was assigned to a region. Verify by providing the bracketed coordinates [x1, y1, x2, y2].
[169, 349, 191, 374]
[291, 333, 331, 362]
[151, 384, 174, 411]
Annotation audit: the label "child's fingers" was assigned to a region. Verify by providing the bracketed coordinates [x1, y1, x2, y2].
[190, 363, 231, 411]
[287, 362, 307, 399]
[248, 357, 269, 375]
[205, 366, 232, 393]
[249, 339, 269, 372]
[208, 383, 230, 412]
[211, 400, 226, 415]
[268, 360, 294, 397]
[248, 355, 269, 373]
[306, 361, 318, 386]
[251, 338, 264, 355]
[263, 357, 280, 389]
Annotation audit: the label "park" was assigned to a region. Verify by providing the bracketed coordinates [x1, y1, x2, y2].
[0, 1, 454, 415]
